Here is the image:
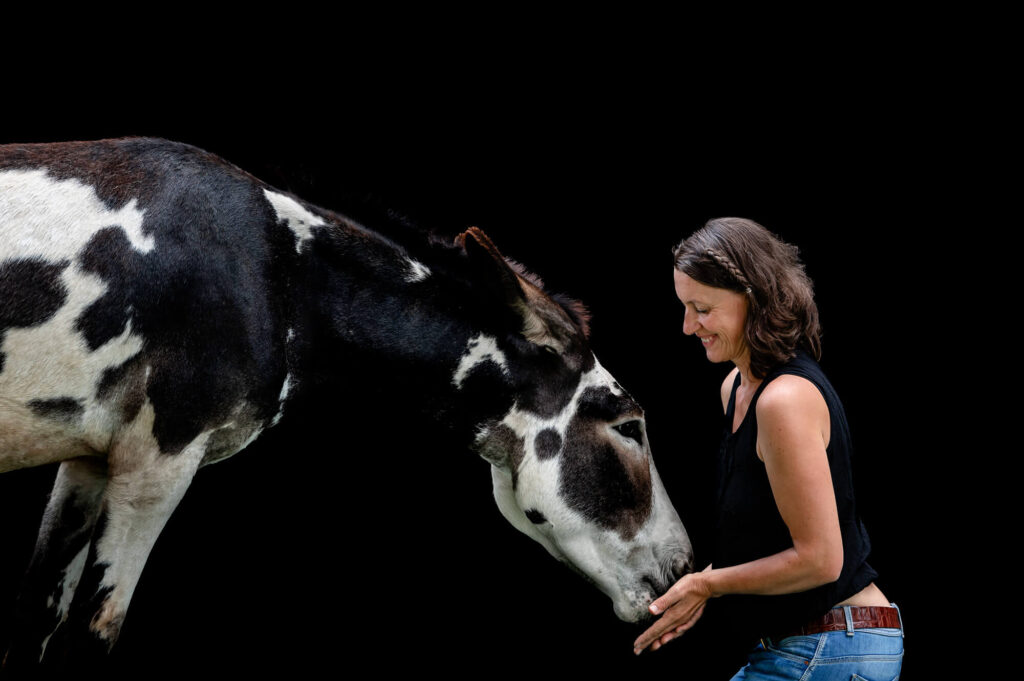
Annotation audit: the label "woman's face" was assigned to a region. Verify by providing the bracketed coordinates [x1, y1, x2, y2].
[673, 269, 750, 368]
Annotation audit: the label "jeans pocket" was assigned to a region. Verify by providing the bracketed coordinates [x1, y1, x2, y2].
[851, 674, 899, 681]
[765, 634, 818, 663]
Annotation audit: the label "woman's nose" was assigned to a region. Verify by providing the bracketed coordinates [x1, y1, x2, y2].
[682, 309, 697, 335]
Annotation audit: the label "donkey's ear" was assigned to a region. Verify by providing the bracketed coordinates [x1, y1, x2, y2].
[456, 227, 582, 352]
[455, 226, 526, 304]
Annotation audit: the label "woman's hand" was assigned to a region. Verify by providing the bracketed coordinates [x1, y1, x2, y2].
[632, 571, 714, 655]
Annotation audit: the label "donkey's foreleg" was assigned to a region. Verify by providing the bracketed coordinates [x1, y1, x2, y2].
[56, 416, 210, 664]
[2, 458, 107, 671]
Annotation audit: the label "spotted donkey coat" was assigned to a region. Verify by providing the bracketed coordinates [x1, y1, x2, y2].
[0, 138, 692, 669]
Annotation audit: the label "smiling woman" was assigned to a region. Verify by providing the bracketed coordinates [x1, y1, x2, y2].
[672, 219, 822, 381]
[633, 218, 904, 680]
[673, 270, 749, 366]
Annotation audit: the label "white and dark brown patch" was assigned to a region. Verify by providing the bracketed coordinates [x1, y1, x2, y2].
[1, 167, 155, 469]
[559, 385, 652, 540]
[3, 141, 298, 465]
[0, 258, 69, 372]
[534, 428, 562, 460]
[82, 399, 212, 646]
[452, 334, 509, 389]
[27, 398, 84, 423]
[263, 189, 326, 253]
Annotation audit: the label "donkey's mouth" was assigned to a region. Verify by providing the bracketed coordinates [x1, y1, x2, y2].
[642, 573, 669, 600]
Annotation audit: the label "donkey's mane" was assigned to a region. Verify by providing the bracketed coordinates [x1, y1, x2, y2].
[328, 193, 591, 339]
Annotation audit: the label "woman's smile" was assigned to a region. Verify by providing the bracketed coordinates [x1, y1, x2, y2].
[673, 269, 749, 368]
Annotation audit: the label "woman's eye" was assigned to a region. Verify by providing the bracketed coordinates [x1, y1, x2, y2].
[613, 420, 644, 446]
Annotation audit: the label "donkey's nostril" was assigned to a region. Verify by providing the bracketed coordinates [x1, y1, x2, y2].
[671, 552, 694, 581]
[639, 574, 665, 607]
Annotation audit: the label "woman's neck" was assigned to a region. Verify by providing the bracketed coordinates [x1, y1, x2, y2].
[734, 353, 761, 391]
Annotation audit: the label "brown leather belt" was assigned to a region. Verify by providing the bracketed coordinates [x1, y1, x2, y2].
[768, 606, 901, 641]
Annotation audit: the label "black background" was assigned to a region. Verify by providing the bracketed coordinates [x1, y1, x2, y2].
[1, 52, 980, 678]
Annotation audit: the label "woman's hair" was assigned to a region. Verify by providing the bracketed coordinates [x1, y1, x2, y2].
[673, 217, 822, 379]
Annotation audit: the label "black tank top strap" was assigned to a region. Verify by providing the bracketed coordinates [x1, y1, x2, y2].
[725, 370, 742, 421]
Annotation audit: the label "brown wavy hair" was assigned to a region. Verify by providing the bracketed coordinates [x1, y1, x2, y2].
[673, 217, 822, 379]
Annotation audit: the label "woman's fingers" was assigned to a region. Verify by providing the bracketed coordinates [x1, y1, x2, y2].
[634, 611, 683, 654]
[633, 609, 687, 653]
[633, 601, 707, 655]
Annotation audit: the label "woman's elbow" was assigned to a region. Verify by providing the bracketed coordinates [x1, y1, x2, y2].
[813, 546, 844, 585]
[799, 544, 844, 586]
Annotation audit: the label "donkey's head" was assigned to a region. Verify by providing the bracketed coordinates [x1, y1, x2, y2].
[453, 228, 693, 622]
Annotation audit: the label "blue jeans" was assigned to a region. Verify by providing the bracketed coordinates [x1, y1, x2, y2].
[731, 604, 904, 680]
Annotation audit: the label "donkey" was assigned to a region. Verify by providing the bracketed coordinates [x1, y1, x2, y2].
[0, 138, 692, 668]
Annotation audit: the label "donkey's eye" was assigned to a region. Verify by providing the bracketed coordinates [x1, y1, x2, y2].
[613, 420, 643, 446]
[524, 508, 548, 524]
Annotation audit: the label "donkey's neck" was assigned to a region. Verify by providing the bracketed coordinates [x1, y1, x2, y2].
[297, 214, 514, 417]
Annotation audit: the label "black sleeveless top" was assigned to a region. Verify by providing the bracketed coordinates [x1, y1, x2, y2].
[712, 350, 877, 644]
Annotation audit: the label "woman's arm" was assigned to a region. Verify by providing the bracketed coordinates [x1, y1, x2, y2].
[633, 375, 842, 654]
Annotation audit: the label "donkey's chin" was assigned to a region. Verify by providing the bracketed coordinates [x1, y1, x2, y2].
[611, 587, 660, 623]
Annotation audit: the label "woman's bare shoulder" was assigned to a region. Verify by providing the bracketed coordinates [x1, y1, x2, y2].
[755, 374, 829, 427]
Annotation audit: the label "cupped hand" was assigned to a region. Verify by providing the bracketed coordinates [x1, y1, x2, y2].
[632, 572, 713, 655]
